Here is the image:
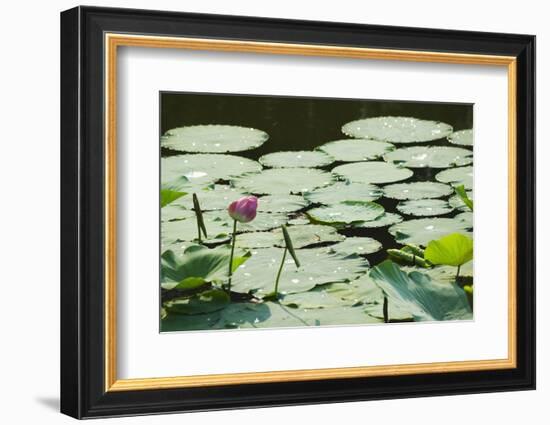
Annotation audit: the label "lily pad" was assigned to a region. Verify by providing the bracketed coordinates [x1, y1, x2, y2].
[231, 247, 369, 296]
[206, 210, 290, 233]
[384, 146, 473, 168]
[383, 182, 454, 200]
[455, 211, 473, 227]
[328, 237, 383, 256]
[256, 194, 309, 213]
[332, 162, 413, 184]
[370, 261, 472, 321]
[307, 201, 385, 227]
[448, 129, 473, 146]
[397, 199, 454, 217]
[161, 205, 196, 222]
[259, 150, 334, 168]
[164, 289, 231, 315]
[161, 125, 268, 153]
[342, 116, 453, 143]
[354, 212, 404, 228]
[172, 185, 246, 211]
[232, 168, 334, 195]
[317, 138, 395, 162]
[402, 260, 474, 283]
[162, 154, 262, 185]
[435, 166, 474, 190]
[304, 181, 383, 205]
[388, 218, 472, 246]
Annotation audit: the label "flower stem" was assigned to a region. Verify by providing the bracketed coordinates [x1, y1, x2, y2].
[456, 264, 462, 282]
[274, 247, 288, 296]
[227, 219, 238, 292]
[196, 213, 202, 243]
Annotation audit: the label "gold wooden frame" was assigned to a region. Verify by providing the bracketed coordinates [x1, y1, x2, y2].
[104, 33, 517, 392]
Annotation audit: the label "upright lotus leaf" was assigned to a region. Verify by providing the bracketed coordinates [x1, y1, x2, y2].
[160, 245, 251, 290]
[164, 289, 231, 315]
[342, 116, 453, 143]
[161, 125, 268, 153]
[161, 154, 262, 185]
[281, 224, 300, 267]
[192, 193, 208, 240]
[383, 182, 454, 200]
[307, 201, 385, 227]
[436, 166, 474, 190]
[388, 218, 472, 246]
[304, 181, 383, 205]
[353, 212, 403, 229]
[256, 194, 309, 213]
[317, 138, 395, 162]
[454, 185, 474, 211]
[384, 146, 473, 168]
[328, 237, 382, 256]
[265, 225, 302, 300]
[259, 150, 334, 168]
[449, 189, 474, 212]
[448, 129, 473, 146]
[231, 247, 370, 296]
[424, 233, 474, 267]
[332, 161, 413, 184]
[232, 168, 334, 195]
[369, 260, 472, 321]
[397, 199, 454, 217]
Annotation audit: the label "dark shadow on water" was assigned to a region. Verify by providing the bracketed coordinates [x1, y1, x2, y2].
[35, 396, 59, 411]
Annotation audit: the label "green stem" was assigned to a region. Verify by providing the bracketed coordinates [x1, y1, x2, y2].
[196, 213, 202, 243]
[383, 296, 389, 323]
[227, 219, 238, 292]
[274, 248, 288, 296]
[456, 264, 462, 282]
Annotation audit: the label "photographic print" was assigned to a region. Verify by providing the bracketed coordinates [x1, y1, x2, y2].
[160, 92, 474, 332]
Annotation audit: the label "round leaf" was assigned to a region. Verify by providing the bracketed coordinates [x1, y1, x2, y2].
[383, 182, 453, 200]
[307, 201, 385, 227]
[448, 129, 473, 146]
[396, 199, 454, 217]
[259, 150, 334, 168]
[232, 168, 334, 195]
[332, 161, 413, 184]
[435, 166, 474, 190]
[388, 218, 472, 246]
[317, 138, 395, 162]
[384, 146, 473, 168]
[304, 181, 382, 204]
[424, 233, 474, 267]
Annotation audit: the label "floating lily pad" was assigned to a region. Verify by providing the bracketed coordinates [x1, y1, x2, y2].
[388, 218, 472, 246]
[161, 125, 268, 153]
[397, 199, 454, 217]
[328, 237, 383, 256]
[332, 162, 413, 184]
[287, 216, 311, 226]
[402, 260, 474, 283]
[307, 201, 385, 227]
[256, 194, 309, 213]
[354, 212, 404, 228]
[435, 166, 474, 190]
[317, 139, 395, 162]
[449, 190, 474, 211]
[232, 168, 334, 195]
[171, 185, 246, 211]
[448, 129, 473, 146]
[234, 231, 280, 249]
[161, 205, 196, 222]
[455, 211, 473, 227]
[370, 260, 472, 321]
[384, 146, 473, 168]
[342, 116, 453, 143]
[162, 154, 262, 185]
[304, 181, 382, 205]
[383, 182, 453, 200]
[259, 150, 334, 168]
[231, 247, 369, 296]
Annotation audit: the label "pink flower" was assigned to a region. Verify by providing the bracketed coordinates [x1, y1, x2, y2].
[228, 196, 258, 223]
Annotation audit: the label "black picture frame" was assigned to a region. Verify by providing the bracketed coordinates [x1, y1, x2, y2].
[60, 5, 536, 419]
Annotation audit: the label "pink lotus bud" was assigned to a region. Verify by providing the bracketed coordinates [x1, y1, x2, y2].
[228, 196, 258, 223]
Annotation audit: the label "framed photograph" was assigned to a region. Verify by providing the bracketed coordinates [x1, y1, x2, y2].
[60, 6, 535, 419]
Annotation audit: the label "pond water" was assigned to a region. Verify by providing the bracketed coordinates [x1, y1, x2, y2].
[160, 92, 474, 332]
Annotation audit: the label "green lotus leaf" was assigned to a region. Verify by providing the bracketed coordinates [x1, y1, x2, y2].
[397, 199, 454, 217]
[449, 190, 475, 211]
[342, 116, 453, 143]
[317, 138, 395, 162]
[424, 233, 473, 267]
[370, 260, 472, 321]
[383, 182, 454, 200]
[384, 146, 473, 168]
[332, 161, 413, 184]
[353, 212, 404, 228]
[256, 194, 309, 213]
[454, 185, 474, 211]
[388, 218, 472, 246]
[164, 289, 231, 315]
[448, 129, 473, 146]
[231, 247, 369, 296]
[259, 150, 334, 168]
[161, 124, 268, 153]
[328, 237, 382, 256]
[307, 201, 385, 227]
[435, 166, 474, 190]
[162, 154, 262, 185]
[304, 181, 383, 205]
[231, 168, 334, 195]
